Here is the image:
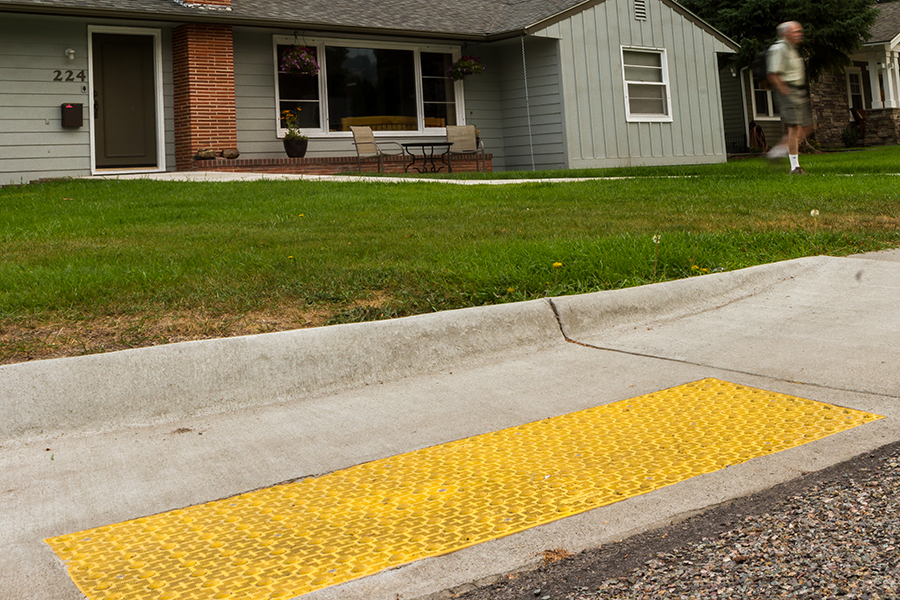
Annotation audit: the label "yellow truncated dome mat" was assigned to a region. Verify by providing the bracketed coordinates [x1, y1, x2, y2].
[47, 378, 882, 599]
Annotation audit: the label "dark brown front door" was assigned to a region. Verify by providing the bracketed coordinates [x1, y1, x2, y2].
[92, 33, 157, 168]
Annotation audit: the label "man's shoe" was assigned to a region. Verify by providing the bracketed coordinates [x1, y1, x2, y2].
[790, 167, 808, 175]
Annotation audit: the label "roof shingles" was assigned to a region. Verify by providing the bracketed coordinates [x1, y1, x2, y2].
[868, 1, 900, 45]
[0, 0, 587, 36]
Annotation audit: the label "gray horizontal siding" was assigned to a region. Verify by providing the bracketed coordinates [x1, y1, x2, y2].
[233, 27, 283, 159]
[0, 14, 93, 185]
[0, 13, 176, 186]
[497, 36, 567, 171]
[458, 43, 507, 169]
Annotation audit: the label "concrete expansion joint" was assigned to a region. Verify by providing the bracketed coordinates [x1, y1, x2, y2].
[546, 298, 574, 343]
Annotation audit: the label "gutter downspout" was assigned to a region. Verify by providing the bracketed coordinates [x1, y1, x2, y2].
[739, 66, 750, 151]
[521, 34, 536, 171]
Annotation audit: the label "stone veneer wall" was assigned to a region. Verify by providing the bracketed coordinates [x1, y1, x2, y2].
[810, 72, 900, 148]
[864, 109, 900, 146]
[809, 72, 851, 148]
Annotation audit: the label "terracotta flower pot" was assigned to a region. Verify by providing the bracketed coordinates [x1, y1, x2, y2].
[283, 137, 308, 158]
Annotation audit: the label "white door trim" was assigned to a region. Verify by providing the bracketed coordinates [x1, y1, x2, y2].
[88, 25, 165, 175]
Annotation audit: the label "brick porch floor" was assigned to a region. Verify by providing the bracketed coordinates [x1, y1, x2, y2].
[192, 152, 491, 175]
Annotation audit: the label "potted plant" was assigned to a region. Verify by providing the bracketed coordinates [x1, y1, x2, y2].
[447, 55, 486, 81]
[280, 46, 319, 77]
[281, 108, 308, 158]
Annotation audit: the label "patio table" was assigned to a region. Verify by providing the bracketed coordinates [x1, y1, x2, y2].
[402, 142, 453, 173]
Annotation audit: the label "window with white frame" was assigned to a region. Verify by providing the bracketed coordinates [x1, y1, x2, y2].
[275, 38, 460, 136]
[752, 78, 779, 119]
[846, 69, 866, 110]
[622, 47, 671, 122]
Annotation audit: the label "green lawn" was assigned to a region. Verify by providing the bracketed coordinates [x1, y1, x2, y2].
[2, 146, 899, 362]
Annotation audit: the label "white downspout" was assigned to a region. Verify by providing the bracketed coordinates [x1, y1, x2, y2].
[739, 66, 750, 150]
[521, 34, 536, 171]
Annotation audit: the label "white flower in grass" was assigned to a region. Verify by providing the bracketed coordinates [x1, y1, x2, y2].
[652, 235, 661, 245]
[810, 209, 820, 217]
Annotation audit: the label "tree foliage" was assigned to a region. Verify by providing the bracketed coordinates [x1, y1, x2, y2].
[679, 0, 880, 81]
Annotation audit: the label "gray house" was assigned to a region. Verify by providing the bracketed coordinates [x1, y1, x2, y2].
[0, 0, 738, 186]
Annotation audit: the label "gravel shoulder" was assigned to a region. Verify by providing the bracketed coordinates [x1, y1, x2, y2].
[451, 440, 900, 600]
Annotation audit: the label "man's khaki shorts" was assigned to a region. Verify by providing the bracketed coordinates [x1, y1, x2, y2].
[775, 85, 814, 128]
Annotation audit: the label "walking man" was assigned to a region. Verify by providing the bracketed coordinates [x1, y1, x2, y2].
[766, 21, 814, 174]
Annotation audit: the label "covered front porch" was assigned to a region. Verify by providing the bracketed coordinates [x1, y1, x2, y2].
[815, 11, 900, 148]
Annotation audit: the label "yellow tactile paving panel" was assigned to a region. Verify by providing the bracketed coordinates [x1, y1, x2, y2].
[47, 378, 882, 600]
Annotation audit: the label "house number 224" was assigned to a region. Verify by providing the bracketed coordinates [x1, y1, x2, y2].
[53, 70, 87, 82]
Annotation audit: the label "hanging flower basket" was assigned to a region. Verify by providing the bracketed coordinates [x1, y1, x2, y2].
[447, 55, 486, 81]
[281, 46, 319, 76]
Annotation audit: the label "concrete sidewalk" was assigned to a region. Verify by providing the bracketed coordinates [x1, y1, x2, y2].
[93, 171, 636, 185]
[1, 251, 898, 600]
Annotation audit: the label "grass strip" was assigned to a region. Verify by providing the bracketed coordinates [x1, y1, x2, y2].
[1, 146, 898, 361]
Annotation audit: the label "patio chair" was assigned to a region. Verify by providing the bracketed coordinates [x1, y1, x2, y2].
[350, 126, 404, 172]
[445, 125, 485, 172]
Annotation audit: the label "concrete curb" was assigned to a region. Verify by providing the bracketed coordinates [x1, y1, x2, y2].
[0, 258, 824, 443]
[551, 255, 830, 341]
[0, 299, 560, 442]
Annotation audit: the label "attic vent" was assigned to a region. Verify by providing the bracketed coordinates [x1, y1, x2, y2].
[634, 0, 647, 21]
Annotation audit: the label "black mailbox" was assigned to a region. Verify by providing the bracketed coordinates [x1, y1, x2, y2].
[61, 103, 83, 128]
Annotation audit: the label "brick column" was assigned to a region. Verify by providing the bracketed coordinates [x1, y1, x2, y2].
[173, 24, 237, 171]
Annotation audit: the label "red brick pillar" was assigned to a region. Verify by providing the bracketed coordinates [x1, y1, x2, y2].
[173, 24, 237, 171]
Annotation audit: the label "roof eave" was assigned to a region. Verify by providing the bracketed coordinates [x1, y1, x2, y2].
[521, 0, 738, 51]
[0, 3, 495, 42]
[862, 33, 900, 51]
[1, 0, 739, 47]
[0, 3, 223, 23]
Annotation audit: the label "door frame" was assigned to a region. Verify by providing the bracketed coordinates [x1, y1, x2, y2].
[88, 25, 165, 174]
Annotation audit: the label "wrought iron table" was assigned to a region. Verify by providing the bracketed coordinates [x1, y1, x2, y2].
[402, 142, 453, 173]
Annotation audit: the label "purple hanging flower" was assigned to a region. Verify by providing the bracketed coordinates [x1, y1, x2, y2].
[281, 46, 319, 76]
[447, 56, 486, 81]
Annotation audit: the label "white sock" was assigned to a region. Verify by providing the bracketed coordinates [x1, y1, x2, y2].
[789, 155, 799, 170]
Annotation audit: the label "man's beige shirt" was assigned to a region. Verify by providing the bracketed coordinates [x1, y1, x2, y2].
[767, 39, 805, 85]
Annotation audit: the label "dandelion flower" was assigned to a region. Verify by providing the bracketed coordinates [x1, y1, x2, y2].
[552, 262, 563, 269]
[810, 209, 819, 217]
[652, 235, 661, 244]
[507, 287, 515, 293]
